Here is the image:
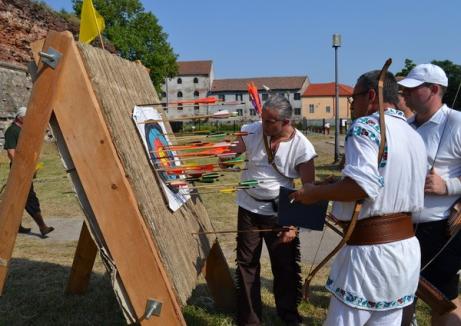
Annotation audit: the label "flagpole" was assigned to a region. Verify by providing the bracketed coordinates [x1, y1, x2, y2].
[90, 0, 105, 50]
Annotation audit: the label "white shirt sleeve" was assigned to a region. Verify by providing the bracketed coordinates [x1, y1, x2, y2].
[343, 122, 383, 200]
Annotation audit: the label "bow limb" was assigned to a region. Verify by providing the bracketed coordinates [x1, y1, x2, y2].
[303, 201, 362, 300]
[377, 58, 392, 161]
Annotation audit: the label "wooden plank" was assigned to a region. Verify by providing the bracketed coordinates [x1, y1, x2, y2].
[66, 222, 97, 295]
[204, 240, 237, 312]
[0, 31, 74, 294]
[48, 113, 103, 296]
[48, 32, 185, 324]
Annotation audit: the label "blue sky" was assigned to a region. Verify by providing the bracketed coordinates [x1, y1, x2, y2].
[42, 0, 461, 87]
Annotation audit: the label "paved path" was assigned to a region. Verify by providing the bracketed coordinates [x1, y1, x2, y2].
[17, 217, 84, 242]
[262, 227, 341, 264]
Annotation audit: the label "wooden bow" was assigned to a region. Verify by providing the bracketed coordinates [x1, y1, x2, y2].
[302, 58, 392, 300]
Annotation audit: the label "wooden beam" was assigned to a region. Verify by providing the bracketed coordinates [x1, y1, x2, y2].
[47, 32, 185, 324]
[203, 240, 236, 312]
[66, 222, 97, 295]
[0, 31, 74, 294]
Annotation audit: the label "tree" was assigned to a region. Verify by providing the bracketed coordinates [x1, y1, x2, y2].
[431, 60, 461, 109]
[72, 0, 177, 92]
[395, 59, 416, 78]
[396, 59, 461, 110]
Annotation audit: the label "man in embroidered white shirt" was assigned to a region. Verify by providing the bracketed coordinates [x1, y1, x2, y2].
[291, 70, 427, 326]
[399, 63, 461, 326]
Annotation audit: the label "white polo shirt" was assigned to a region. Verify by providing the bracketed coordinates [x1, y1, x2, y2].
[408, 105, 461, 223]
[236, 121, 316, 215]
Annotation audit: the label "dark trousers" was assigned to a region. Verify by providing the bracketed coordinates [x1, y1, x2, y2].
[236, 207, 302, 325]
[25, 183, 41, 217]
[416, 219, 461, 300]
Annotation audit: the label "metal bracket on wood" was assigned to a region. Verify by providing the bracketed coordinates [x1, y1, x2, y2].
[39, 47, 62, 69]
[144, 299, 163, 319]
[27, 61, 39, 82]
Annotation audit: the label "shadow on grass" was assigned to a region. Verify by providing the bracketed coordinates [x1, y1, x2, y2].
[0, 258, 124, 325]
[185, 268, 329, 325]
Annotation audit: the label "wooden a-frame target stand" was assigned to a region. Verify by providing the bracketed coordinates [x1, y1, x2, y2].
[0, 31, 236, 325]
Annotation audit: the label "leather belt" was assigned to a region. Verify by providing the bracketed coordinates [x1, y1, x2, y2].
[344, 212, 414, 245]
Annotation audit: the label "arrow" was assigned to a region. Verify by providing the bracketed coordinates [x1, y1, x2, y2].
[163, 131, 252, 139]
[137, 96, 222, 107]
[192, 226, 292, 235]
[150, 142, 237, 153]
[138, 110, 238, 123]
[247, 82, 263, 116]
[171, 179, 260, 190]
[160, 101, 245, 110]
[187, 185, 255, 195]
[152, 154, 225, 164]
[157, 159, 246, 174]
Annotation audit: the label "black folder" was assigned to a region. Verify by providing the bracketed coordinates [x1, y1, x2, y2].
[277, 186, 328, 231]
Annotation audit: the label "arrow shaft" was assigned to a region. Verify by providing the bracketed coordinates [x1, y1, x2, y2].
[192, 227, 290, 235]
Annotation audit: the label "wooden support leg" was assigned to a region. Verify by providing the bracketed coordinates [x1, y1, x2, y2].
[203, 239, 236, 312]
[0, 31, 74, 295]
[66, 222, 97, 295]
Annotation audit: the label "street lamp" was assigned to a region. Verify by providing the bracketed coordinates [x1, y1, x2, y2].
[332, 33, 341, 163]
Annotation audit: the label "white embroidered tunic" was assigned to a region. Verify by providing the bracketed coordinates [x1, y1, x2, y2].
[328, 109, 427, 311]
[237, 121, 316, 215]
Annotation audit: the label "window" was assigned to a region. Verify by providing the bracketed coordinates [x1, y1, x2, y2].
[193, 77, 199, 83]
[326, 106, 331, 113]
[177, 78, 182, 84]
[218, 94, 225, 101]
[294, 108, 301, 115]
[235, 93, 243, 101]
[194, 104, 199, 110]
[309, 104, 315, 113]
[194, 91, 199, 97]
[177, 91, 183, 98]
[262, 93, 268, 101]
[178, 104, 183, 110]
[294, 93, 301, 100]
[236, 109, 243, 116]
[250, 109, 256, 116]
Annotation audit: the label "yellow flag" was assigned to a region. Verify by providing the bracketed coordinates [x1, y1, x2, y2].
[79, 0, 105, 44]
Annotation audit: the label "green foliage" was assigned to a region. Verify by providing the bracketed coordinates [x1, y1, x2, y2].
[431, 60, 461, 109]
[72, 0, 178, 92]
[396, 59, 461, 109]
[395, 59, 416, 77]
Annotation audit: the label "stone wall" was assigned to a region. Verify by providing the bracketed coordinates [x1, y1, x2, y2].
[0, 60, 32, 144]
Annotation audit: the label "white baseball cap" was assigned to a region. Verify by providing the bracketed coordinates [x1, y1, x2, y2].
[397, 64, 448, 88]
[16, 106, 27, 118]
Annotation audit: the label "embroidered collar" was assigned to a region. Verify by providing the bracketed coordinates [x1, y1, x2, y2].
[371, 107, 406, 121]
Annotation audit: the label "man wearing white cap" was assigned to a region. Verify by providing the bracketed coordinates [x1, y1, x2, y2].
[4, 106, 54, 237]
[399, 64, 461, 325]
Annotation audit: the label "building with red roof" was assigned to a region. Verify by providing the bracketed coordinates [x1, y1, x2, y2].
[302, 82, 353, 120]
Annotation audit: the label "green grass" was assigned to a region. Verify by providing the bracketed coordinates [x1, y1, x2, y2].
[0, 133, 435, 325]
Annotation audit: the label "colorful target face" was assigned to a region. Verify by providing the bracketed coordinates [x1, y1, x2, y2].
[145, 122, 180, 194]
[133, 106, 189, 212]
